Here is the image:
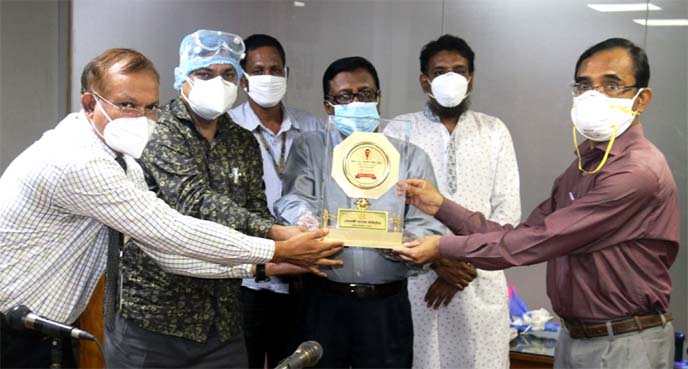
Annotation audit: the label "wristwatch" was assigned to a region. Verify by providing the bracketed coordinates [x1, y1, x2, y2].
[254, 264, 271, 283]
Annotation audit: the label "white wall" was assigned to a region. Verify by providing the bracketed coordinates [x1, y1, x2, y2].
[0, 0, 69, 172]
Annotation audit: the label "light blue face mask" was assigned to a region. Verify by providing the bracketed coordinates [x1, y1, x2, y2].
[331, 101, 380, 136]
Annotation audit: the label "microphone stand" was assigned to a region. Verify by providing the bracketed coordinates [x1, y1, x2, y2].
[49, 334, 107, 369]
[49, 337, 62, 368]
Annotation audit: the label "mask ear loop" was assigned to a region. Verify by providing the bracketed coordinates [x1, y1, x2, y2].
[92, 96, 114, 122]
[464, 76, 473, 99]
[422, 75, 435, 100]
[86, 96, 111, 141]
[573, 124, 617, 175]
[242, 74, 250, 93]
[181, 76, 205, 105]
[610, 87, 644, 115]
[610, 104, 640, 115]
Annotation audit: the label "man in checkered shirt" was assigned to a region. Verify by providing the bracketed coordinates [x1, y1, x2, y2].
[0, 48, 342, 368]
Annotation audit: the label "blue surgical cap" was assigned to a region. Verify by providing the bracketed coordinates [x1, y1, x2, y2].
[173, 29, 246, 90]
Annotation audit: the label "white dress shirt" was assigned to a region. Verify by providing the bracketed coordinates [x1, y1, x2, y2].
[384, 108, 521, 369]
[231, 102, 324, 294]
[0, 111, 274, 324]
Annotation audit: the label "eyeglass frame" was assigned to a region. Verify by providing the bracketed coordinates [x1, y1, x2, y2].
[91, 91, 161, 119]
[570, 82, 639, 97]
[325, 89, 381, 105]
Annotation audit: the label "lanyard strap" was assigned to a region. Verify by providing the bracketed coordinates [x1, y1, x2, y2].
[257, 129, 287, 177]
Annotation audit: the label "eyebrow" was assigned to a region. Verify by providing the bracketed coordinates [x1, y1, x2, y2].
[118, 94, 138, 102]
[432, 63, 467, 69]
[117, 94, 159, 106]
[601, 73, 624, 82]
[250, 64, 284, 70]
[192, 66, 235, 75]
[575, 73, 624, 83]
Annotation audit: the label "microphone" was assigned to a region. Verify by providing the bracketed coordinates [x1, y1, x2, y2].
[5, 305, 95, 341]
[274, 341, 323, 369]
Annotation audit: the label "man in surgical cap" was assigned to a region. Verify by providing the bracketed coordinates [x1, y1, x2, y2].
[104, 29, 338, 368]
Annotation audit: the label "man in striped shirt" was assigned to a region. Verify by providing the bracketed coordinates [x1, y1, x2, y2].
[0, 47, 341, 368]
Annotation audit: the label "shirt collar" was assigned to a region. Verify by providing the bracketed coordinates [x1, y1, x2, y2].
[422, 103, 442, 123]
[579, 123, 645, 157]
[170, 96, 193, 122]
[240, 102, 298, 134]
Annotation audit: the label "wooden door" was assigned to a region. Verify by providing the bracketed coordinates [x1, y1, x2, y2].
[78, 277, 105, 369]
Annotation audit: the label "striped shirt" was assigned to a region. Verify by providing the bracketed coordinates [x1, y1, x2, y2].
[0, 111, 274, 324]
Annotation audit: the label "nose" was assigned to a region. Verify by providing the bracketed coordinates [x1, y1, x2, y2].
[592, 85, 607, 93]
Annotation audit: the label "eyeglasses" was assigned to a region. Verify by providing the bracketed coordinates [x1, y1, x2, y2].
[326, 89, 379, 104]
[570, 82, 638, 97]
[92, 92, 161, 119]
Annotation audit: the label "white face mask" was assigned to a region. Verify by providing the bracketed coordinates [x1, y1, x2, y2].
[91, 100, 156, 159]
[571, 89, 642, 141]
[428, 72, 470, 108]
[245, 73, 287, 108]
[183, 76, 237, 120]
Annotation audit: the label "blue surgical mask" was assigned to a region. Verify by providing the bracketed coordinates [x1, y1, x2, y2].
[330, 101, 380, 136]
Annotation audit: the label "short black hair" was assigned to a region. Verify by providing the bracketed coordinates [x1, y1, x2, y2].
[575, 38, 650, 87]
[322, 56, 380, 100]
[419, 34, 475, 75]
[240, 34, 286, 69]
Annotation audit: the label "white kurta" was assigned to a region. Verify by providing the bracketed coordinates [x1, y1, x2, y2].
[384, 108, 521, 369]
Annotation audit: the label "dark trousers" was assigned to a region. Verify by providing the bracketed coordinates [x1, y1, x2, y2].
[240, 287, 302, 369]
[0, 315, 76, 369]
[104, 314, 248, 368]
[301, 278, 413, 369]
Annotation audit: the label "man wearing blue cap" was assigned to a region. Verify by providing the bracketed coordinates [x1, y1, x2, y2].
[0, 45, 341, 368]
[104, 30, 339, 368]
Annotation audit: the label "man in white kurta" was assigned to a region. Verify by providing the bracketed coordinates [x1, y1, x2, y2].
[384, 34, 521, 369]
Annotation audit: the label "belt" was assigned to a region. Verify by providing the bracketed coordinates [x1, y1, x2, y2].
[564, 312, 672, 339]
[315, 279, 406, 299]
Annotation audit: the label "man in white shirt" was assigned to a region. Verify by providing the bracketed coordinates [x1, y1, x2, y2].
[230, 34, 324, 369]
[0, 48, 341, 368]
[384, 34, 521, 369]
